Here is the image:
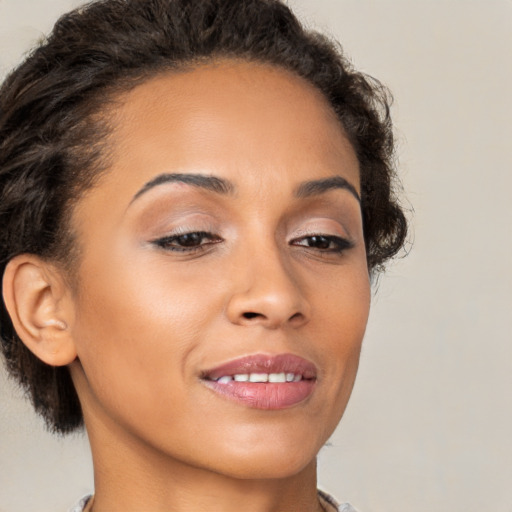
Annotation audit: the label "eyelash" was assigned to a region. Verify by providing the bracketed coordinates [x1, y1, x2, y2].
[151, 231, 354, 255]
[152, 231, 222, 252]
[290, 234, 354, 253]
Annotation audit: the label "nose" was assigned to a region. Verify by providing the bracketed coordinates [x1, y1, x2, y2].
[225, 245, 311, 330]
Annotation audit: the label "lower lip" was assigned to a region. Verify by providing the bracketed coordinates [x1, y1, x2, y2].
[203, 380, 316, 409]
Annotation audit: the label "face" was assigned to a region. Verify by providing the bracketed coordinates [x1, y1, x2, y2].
[68, 60, 370, 479]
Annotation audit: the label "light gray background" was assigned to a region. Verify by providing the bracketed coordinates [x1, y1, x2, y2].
[1, 1, 511, 511]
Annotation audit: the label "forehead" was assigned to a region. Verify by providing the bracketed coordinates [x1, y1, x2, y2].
[98, 60, 359, 193]
[72, 60, 361, 231]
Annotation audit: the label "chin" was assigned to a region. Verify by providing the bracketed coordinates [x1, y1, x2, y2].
[216, 454, 316, 481]
[201, 429, 322, 480]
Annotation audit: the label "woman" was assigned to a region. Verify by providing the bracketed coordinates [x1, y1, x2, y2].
[0, 0, 407, 511]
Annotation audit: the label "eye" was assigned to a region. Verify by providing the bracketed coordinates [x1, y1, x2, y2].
[291, 234, 354, 254]
[152, 231, 222, 252]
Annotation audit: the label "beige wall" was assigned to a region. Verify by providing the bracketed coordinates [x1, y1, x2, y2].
[1, 1, 511, 511]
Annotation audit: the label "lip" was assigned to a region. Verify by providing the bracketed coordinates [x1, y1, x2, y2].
[201, 353, 317, 410]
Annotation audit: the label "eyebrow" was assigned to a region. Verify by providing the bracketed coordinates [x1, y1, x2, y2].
[131, 172, 360, 204]
[294, 176, 361, 203]
[131, 173, 234, 202]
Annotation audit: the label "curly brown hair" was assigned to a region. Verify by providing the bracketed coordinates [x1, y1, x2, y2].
[0, 0, 407, 434]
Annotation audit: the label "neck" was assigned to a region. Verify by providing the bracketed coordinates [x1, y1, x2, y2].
[85, 413, 324, 512]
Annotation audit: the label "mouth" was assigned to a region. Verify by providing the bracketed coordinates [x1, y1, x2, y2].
[200, 353, 317, 410]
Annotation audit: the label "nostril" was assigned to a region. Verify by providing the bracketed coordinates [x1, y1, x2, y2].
[242, 312, 261, 320]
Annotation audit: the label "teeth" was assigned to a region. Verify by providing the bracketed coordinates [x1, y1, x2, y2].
[249, 373, 269, 383]
[268, 372, 286, 383]
[214, 372, 303, 383]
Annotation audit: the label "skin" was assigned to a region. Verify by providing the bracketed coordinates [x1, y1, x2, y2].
[16, 60, 371, 511]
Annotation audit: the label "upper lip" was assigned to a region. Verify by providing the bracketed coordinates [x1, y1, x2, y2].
[201, 353, 317, 381]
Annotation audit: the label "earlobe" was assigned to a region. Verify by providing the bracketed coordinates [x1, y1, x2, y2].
[2, 254, 77, 366]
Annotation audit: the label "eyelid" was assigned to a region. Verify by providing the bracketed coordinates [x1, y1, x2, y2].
[147, 217, 219, 239]
[135, 207, 221, 240]
[149, 227, 223, 251]
[289, 221, 349, 241]
[288, 218, 356, 256]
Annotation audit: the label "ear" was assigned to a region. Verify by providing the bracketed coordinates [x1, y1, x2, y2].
[2, 254, 77, 366]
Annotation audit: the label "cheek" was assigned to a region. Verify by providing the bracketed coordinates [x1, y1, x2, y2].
[311, 261, 370, 406]
[68, 252, 222, 422]
[73, 242, 217, 346]
[315, 258, 371, 338]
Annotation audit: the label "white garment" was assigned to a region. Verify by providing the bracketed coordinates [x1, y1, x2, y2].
[318, 488, 359, 512]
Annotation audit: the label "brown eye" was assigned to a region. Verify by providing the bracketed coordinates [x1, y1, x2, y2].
[175, 233, 208, 247]
[152, 231, 222, 252]
[304, 236, 331, 250]
[291, 235, 354, 254]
